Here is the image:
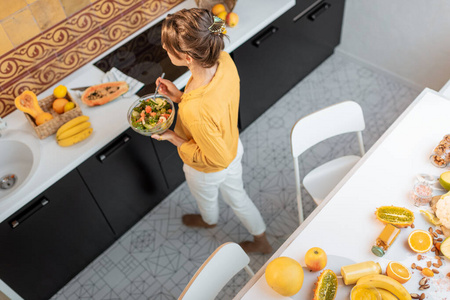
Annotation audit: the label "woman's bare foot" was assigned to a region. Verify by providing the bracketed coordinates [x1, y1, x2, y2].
[182, 214, 216, 228]
[239, 232, 272, 254]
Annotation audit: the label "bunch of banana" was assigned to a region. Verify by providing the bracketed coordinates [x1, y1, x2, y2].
[56, 115, 93, 147]
[356, 274, 411, 300]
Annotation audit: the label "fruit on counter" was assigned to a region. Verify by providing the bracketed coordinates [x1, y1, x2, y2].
[341, 261, 382, 285]
[265, 256, 304, 296]
[377, 288, 398, 300]
[14, 90, 45, 118]
[356, 274, 411, 300]
[211, 3, 226, 16]
[226, 12, 239, 27]
[439, 171, 450, 190]
[304, 247, 327, 272]
[35, 112, 53, 125]
[313, 269, 338, 300]
[441, 236, 450, 259]
[57, 121, 91, 140]
[52, 98, 69, 114]
[53, 84, 67, 99]
[419, 209, 442, 226]
[385, 261, 411, 284]
[407, 229, 433, 253]
[375, 206, 414, 228]
[56, 115, 93, 147]
[81, 81, 129, 107]
[64, 101, 75, 113]
[56, 115, 89, 138]
[57, 127, 93, 147]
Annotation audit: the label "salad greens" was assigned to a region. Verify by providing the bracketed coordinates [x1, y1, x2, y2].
[130, 97, 172, 131]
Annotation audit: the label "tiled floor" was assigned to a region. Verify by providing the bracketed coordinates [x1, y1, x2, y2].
[51, 53, 420, 300]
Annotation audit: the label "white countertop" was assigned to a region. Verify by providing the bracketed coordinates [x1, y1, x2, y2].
[0, 0, 295, 223]
[237, 88, 450, 299]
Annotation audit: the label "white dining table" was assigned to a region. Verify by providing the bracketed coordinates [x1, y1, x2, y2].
[236, 88, 450, 299]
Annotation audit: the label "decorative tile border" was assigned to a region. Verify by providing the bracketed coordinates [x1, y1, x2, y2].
[0, 0, 184, 117]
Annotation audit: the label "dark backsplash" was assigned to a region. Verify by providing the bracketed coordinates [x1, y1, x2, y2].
[94, 20, 188, 97]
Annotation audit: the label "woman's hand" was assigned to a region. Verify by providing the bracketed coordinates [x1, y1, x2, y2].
[156, 77, 183, 103]
[151, 130, 187, 147]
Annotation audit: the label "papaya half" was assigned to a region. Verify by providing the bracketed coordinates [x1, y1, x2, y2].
[15, 90, 45, 118]
[81, 81, 129, 107]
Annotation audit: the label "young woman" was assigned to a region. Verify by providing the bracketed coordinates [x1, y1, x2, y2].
[151, 8, 271, 254]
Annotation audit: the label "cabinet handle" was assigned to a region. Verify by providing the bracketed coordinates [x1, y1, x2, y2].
[293, 0, 323, 22]
[10, 197, 49, 228]
[98, 134, 131, 162]
[252, 26, 278, 47]
[308, 2, 331, 21]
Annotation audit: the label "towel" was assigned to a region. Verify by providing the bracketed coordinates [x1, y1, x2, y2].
[71, 67, 145, 101]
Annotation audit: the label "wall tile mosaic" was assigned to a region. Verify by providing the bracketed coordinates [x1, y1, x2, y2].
[0, 0, 184, 118]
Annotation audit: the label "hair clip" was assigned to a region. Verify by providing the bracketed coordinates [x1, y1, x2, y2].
[208, 16, 226, 34]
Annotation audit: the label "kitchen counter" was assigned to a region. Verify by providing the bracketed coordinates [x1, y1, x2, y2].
[0, 0, 295, 223]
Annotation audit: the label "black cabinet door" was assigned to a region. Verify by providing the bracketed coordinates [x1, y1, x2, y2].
[77, 128, 167, 237]
[234, 0, 345, 130]
[0, 169, 115, 300]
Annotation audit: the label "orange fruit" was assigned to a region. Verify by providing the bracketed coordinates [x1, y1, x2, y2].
[53, 98, 69, 114]
[217, 11, 227, 21]
[386, 261, 411, 283]
[35, 112, 53, 125]
[211, 3, 226, 16]
[53, 85, 67, 98]
[408, 229, 433, 253]
[265, 256, 304, 296]
[226, 12, 239, 27]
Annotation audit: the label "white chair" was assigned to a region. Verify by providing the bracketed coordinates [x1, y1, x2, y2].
[178, 242, 255, 300]
[290, 101, 365, 223]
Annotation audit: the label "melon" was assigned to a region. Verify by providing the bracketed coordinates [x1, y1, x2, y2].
[81, 81, 129, 106]
[375, 206, 415, 228]
[313, 269, 338, 300]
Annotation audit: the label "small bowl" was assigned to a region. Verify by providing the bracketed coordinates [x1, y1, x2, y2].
[127, 93, 175, 136]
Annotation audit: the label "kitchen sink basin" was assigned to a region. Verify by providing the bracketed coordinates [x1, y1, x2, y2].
[0, 130, 41, 200]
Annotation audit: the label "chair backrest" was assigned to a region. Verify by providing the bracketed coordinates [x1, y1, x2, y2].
[290, 101, 365, 158]
[179, 242, 254, 300]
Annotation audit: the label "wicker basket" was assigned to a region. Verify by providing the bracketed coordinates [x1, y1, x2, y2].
[195, 0, 237, 11]
[24, 92, 83, 139]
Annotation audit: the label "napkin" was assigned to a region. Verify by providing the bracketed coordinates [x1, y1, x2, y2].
[71, 67, 145, 101]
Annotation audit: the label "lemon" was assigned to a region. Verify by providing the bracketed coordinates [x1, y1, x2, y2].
[217, 11, 227, 21]
[64, 101, 75, 113]
[53, 85, 67, 99]
[420, 209, 442, 225]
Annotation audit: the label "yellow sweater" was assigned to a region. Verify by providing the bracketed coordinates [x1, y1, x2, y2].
[175, 51, 240, 173]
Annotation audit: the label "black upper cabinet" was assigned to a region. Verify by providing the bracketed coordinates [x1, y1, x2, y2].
[234, 0, 346, 130]
[77, 128, 167, 237]
[0, 169, 115, 300]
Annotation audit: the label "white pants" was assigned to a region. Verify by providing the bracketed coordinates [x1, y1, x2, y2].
[183, 139, 266, 236]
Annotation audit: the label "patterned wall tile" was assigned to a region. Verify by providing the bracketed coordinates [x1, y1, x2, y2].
[0, 0, 184, 118]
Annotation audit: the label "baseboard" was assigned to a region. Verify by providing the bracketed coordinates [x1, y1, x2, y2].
[335, 47, 425, 92]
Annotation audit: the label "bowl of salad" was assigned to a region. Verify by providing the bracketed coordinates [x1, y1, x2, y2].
[127, 93, 175, 136]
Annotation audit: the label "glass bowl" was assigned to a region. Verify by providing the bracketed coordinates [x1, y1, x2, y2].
[127, 93, 175, 136]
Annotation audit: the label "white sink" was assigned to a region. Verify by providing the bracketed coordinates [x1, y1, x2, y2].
[0, 130, 41, 200]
